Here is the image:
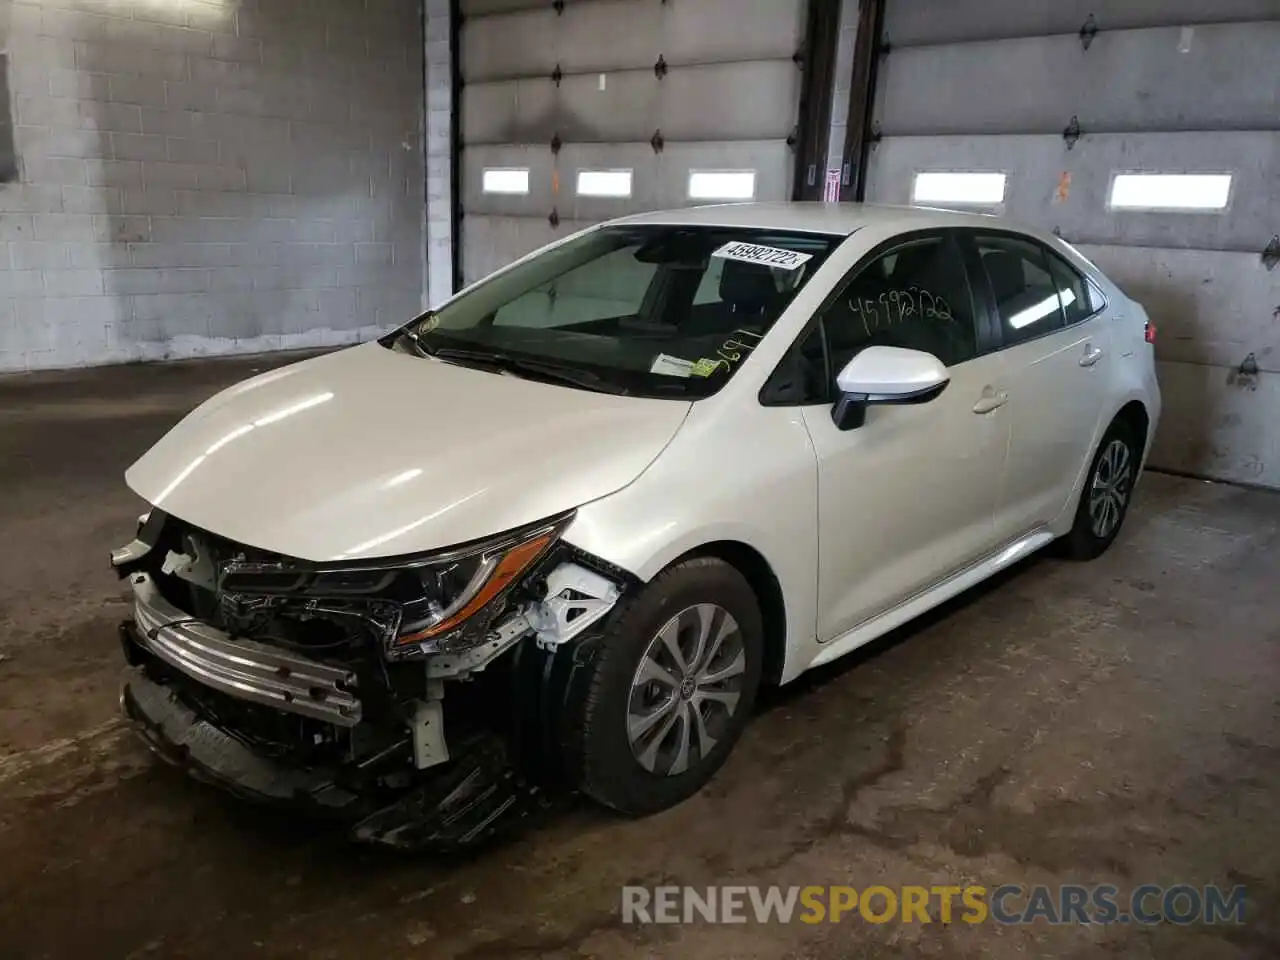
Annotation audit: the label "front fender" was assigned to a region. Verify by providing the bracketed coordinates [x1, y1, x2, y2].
[560, 401, 822, 685]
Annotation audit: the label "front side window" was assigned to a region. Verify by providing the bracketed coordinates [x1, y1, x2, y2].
[818, 233, 979, 384]
[976, 235, 1063, 345]
[387, 226, 841, 399]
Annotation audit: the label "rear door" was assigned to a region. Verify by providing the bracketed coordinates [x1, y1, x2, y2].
[966, 232, 1112, 538]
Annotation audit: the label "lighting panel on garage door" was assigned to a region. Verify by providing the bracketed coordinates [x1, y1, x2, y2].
[863, 1, 1280, 489]
[458, 0, 806, 284]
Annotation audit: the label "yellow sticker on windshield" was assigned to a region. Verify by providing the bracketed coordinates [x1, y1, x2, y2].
[691, 358, 723, 378]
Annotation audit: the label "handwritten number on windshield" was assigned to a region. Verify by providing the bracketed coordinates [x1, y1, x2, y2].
[702, 329, 765, 375]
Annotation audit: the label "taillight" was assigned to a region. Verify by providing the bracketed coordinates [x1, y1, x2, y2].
[1144, 321, 1156, 344]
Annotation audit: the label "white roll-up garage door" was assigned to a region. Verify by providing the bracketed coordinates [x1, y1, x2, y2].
[863, 0, 1280, 488]
[458, 0, 806, 285]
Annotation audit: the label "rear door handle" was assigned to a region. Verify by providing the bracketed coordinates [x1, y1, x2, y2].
[1080, 344, 1104, 367]
[972, 388, 1008, 414]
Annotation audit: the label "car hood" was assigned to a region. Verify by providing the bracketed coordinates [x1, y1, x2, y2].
[126, 342, 692, 561]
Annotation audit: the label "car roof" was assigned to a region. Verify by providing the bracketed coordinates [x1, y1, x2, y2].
[607, 201, 1024, 237]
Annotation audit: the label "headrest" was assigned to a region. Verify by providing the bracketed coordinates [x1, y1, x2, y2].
[718, 259, 779, 314]
[983, 250, 1025, 303]
[888, 243, 938, 280]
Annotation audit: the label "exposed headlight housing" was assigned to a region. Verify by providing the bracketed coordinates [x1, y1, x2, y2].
[392, 523, 562, 653]
[217, 513, 572, 660]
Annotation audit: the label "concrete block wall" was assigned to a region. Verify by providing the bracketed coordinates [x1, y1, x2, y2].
[0, 0, 425, 373]
[423, 0, 451, 308]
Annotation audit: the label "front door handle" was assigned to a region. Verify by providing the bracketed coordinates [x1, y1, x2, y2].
[972, 388, 1008, 414]
[1080, 344, 1105, 367]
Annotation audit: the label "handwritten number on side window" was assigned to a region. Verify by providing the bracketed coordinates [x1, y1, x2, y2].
[849, 287, 952, 336]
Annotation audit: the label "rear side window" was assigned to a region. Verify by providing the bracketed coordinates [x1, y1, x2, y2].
[975, 235, 1063, 345]
[1087, 278, 1108, 313]
[1046, 253, 1092, 326]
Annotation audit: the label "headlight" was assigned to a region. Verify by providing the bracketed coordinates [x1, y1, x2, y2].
[392, 523, 561, 652]
[218, 514, 570, 659]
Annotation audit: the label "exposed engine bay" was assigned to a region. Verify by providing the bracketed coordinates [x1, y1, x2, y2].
[113, 508, 628, 850]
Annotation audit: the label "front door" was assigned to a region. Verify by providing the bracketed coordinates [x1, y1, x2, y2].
[969, 234, 1112, 536]
[800, 232, 1010, 643]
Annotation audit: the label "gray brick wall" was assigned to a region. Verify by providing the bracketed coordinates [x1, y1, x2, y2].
[0, 0, 425, 372]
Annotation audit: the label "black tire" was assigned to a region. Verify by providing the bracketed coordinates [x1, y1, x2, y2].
[1059, 420, 1139, 561]
[564, 557, 764, 816]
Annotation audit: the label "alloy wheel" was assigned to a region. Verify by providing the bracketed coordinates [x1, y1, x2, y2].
[1089, 437, 1133, 539]
[627, 603, 746, 777]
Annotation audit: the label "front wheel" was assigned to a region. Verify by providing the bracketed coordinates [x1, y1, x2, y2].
[1059, 422, 1139, 561]
[564, 557, 764, 815]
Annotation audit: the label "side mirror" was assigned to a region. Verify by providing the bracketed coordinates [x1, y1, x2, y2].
[832, 346, 950, 430]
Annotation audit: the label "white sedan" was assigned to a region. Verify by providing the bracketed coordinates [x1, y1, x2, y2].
[114, 203, 1160, 844]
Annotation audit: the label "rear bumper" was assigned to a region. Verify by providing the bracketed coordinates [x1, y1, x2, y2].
[125, 571, 362, 727]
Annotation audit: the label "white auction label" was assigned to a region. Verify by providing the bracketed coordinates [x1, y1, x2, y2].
[711, 241, 813, 271]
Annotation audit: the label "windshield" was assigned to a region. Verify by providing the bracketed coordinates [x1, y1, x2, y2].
[384, 225, 842, 398]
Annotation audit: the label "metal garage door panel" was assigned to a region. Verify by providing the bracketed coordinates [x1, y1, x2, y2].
[884, 0, 1280, 46]
[1147, 359, 1280, 487]
[660, 0, 805, 65]
[464, 141, 793, 219]
[661, 61, 799, 140]
[866, 132, 1279, 251]
[460, 215, 595, 288]
[465, 60, 798, 145]
[462, 144, 548, 219]
[876, 23, 1280, 136]
[461, 3, 657, 81]
[464, 72, 657, 144]
[873, 0, 1280, 489]
[463, 0, 805, 82]
[462, 78, 560, 146]
[662, 141, 793, 203]
[547, 143, 662, 219]
[461, 9, 565, 81]
[1078, 246, 1280, 372]
[460, 0, 542, 16]
[462, 142, 664, 227]
[458, 0, 806, 288]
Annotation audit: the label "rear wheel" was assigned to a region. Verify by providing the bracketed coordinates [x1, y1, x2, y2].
[1060, 422, 1138, 560]
[564, 557, 763, 815]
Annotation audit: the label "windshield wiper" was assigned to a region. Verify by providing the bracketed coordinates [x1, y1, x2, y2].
[395, 314, 438, 358]
[432, 347, 628, 395]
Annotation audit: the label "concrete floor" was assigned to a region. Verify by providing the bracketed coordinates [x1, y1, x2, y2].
[1, 355, 1278, 960]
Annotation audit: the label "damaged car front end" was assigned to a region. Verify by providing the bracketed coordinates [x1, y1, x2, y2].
[114, 506, 627, 850]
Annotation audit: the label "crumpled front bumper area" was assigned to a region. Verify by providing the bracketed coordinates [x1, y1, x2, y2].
[121, 664, 362, 813]
[120, 594, 562, 849]
[122, 660, 556, 849]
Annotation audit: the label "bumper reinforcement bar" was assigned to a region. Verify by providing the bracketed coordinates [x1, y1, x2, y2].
[126, 571, 362, 726]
